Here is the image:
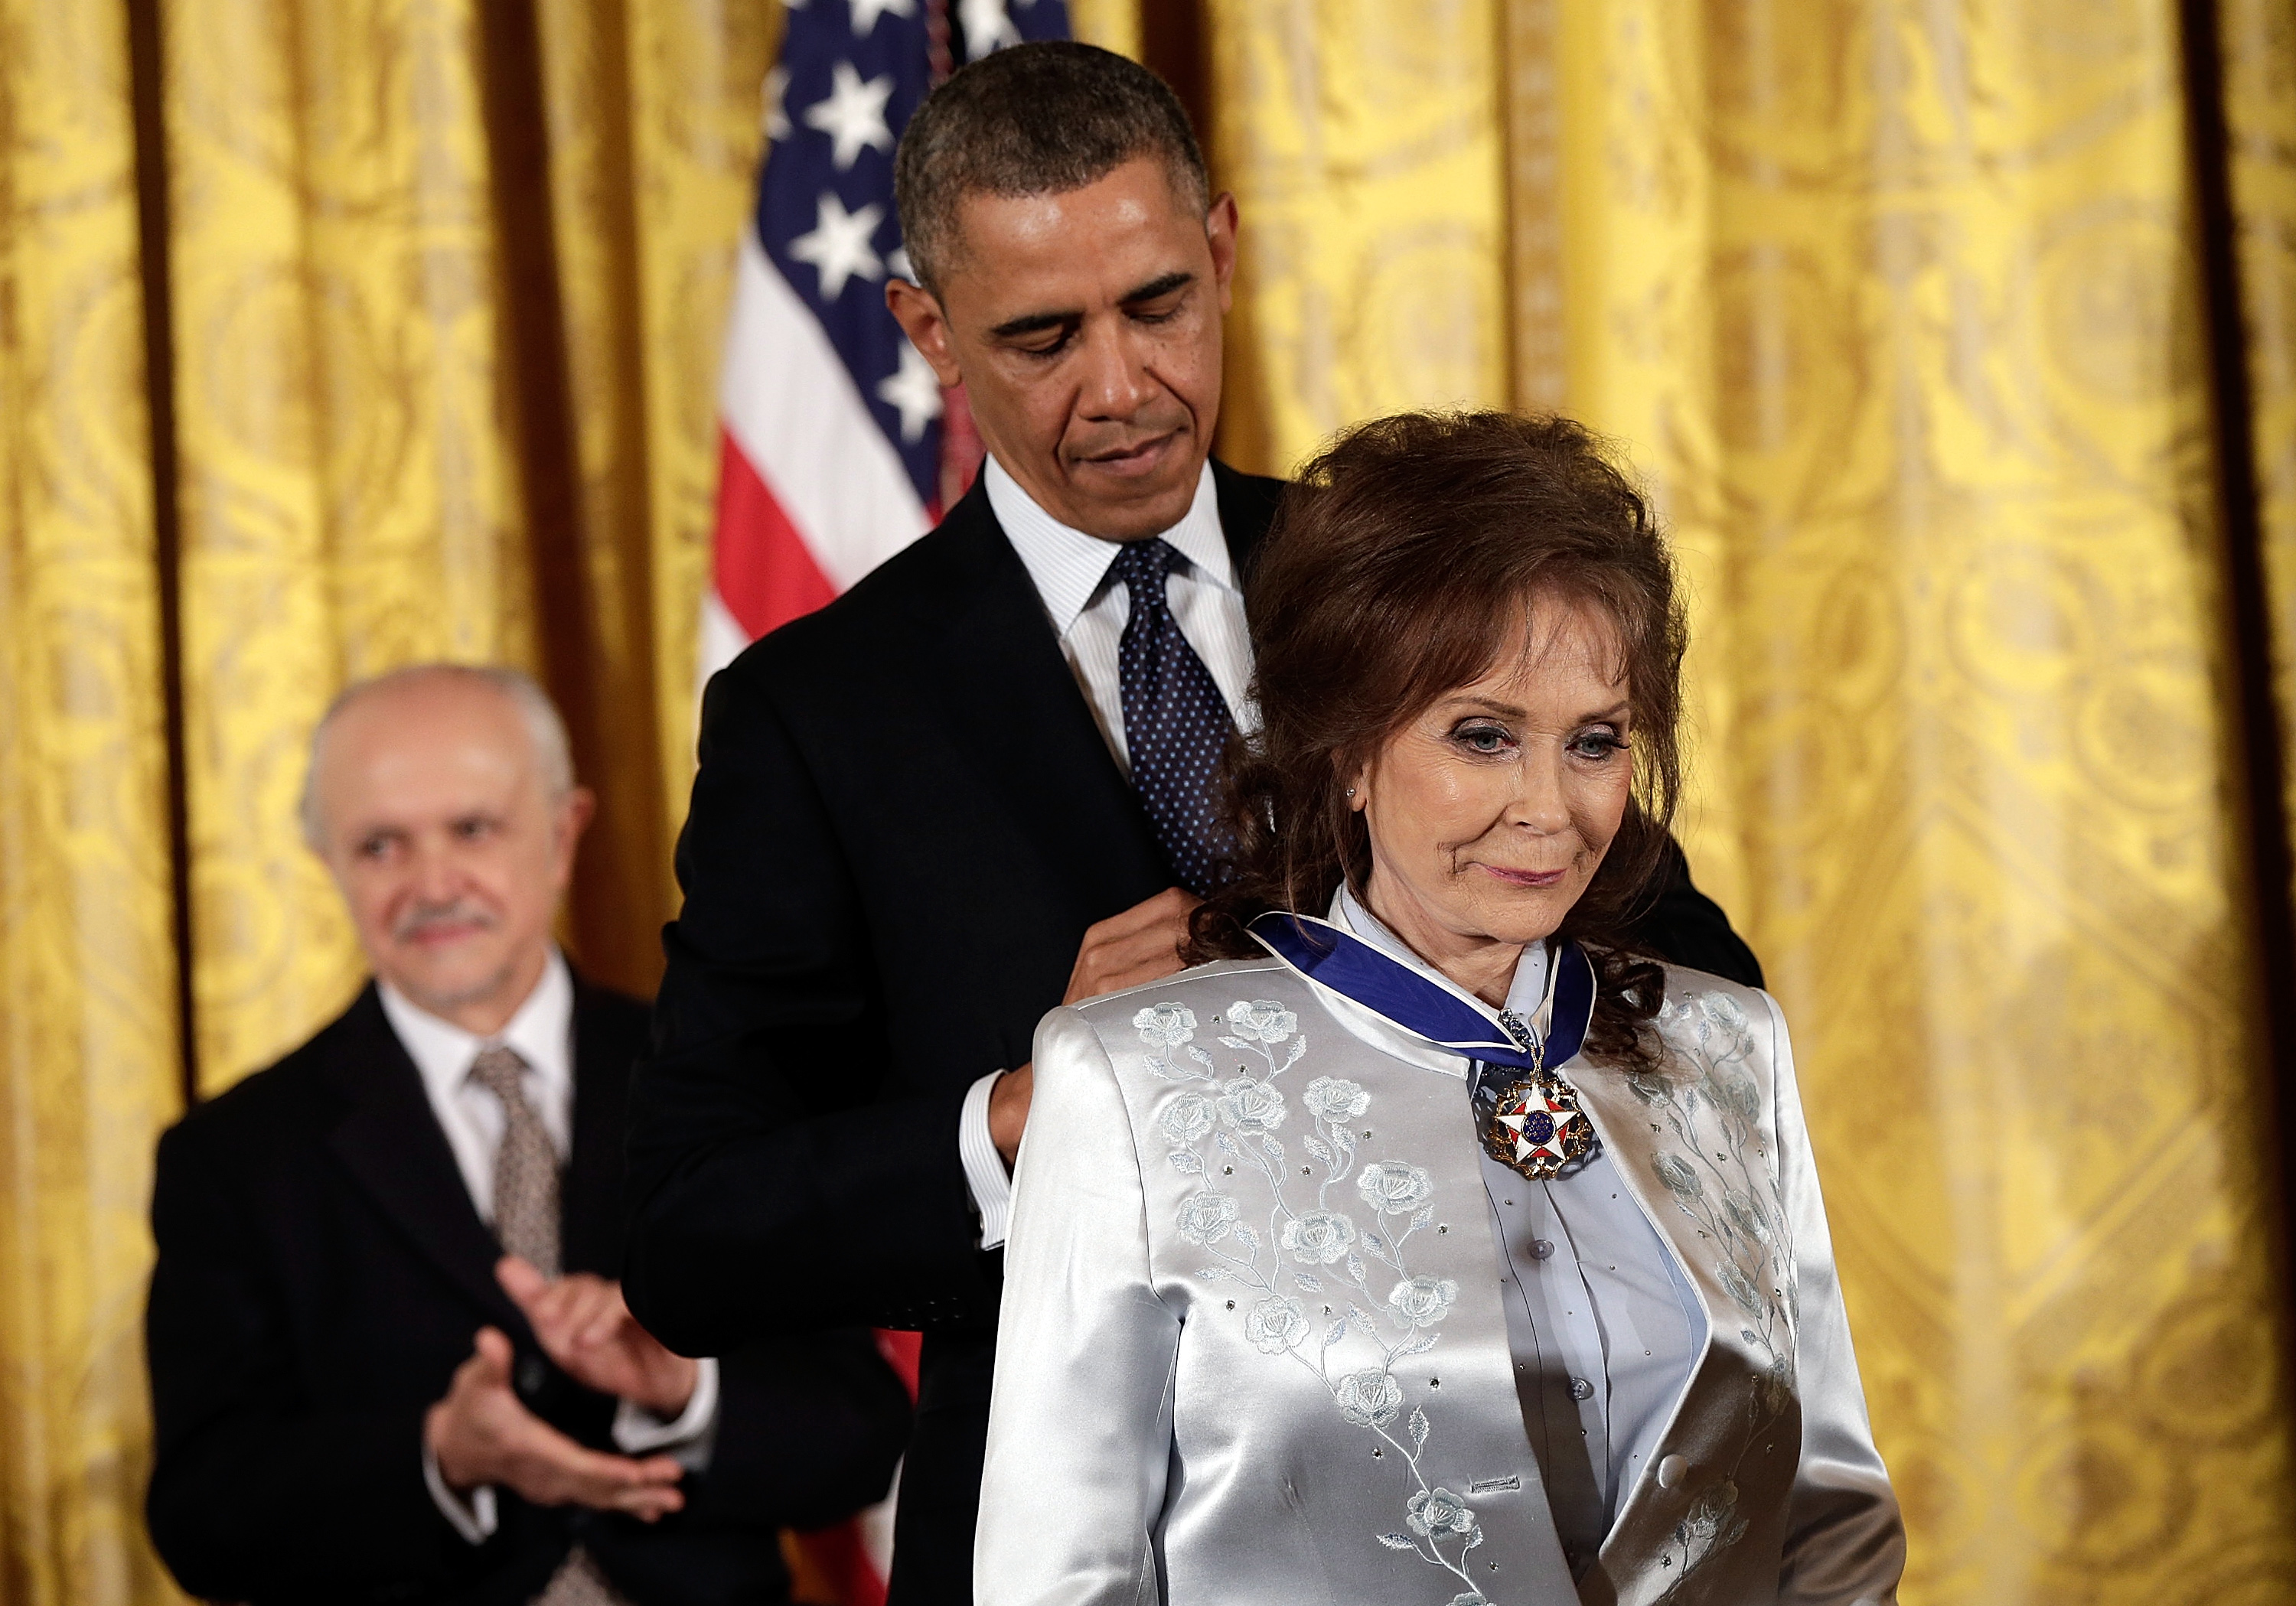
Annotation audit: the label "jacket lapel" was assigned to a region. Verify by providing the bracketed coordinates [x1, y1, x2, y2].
[1569, 1062, 1716, 1348]
[321, 986, 527, 1334]
[1569, 1042, 1786, 1600]
[1210, 458, 1283, 579]
[898, 462, 1287, 914]
[900, 479, 1170, 909]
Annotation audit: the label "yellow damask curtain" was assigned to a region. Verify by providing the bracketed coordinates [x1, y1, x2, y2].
[1, 9, 183, 1603]
[164, 0, 770, 1091]
[8, 2, 2296, 1604]
[1207, 2, 2296, 1601]
[3, 1, 771, 1599]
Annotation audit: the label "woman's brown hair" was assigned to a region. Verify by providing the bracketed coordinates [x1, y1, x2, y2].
[1187, 410, 1688, 1069]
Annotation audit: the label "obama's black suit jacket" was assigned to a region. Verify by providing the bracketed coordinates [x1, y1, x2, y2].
[146, 978, 911, 1606]
[623, 464, 1761, 1606]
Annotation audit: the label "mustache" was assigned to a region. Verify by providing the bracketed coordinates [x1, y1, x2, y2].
[393, 899, 497, 942]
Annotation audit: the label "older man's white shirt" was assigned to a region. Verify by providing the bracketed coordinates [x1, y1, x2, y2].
[379, 951, 720, 1542]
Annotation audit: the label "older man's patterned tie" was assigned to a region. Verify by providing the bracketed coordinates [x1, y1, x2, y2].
[467, 1047, 633, 1606]
[468, 1044, 560, 1277]
[1108, 536, 1237, 895]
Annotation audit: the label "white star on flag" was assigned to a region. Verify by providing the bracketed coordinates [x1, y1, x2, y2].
[876, 341, 944, 443]
[959, 0, 1021, 57]
[788, 191, 886, 301]
[803, 61, 895, 171]
[849, 0, 916, 36]
[763, 65, 791, 141]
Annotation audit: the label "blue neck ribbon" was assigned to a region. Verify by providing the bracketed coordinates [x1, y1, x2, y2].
[1247, 911, 1596, 1072]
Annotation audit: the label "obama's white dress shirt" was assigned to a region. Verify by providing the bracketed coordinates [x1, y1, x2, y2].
[956, 454, 1254, 1251]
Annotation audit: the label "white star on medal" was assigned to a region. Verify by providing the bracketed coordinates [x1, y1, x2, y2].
[1487, 1070, 1593, 1180]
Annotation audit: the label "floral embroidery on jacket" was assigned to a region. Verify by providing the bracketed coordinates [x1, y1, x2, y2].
[1634, 989, 1795, 1593]
[1137, 998, 1488, 1604]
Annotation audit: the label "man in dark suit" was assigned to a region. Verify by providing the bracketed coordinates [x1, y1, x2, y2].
[624, 42, 1760, 1606]
[145, 665, 911, 1606]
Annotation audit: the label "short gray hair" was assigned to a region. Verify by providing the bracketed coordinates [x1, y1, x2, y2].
[299, 663, 575, 851]
[893, 41, 1208, 295]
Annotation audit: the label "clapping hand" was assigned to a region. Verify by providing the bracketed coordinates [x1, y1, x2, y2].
[495, 1256, 700, 1420]
[424, 1327, 687, 1520]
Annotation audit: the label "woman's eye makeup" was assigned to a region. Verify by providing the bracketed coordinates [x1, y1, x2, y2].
[1451, 721, 1516, 754]
[1569, 726, 1630, 760]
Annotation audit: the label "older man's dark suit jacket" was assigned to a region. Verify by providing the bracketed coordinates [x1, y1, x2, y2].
[146, 977, 912, 1606]
[623, 464, 1762, 1606]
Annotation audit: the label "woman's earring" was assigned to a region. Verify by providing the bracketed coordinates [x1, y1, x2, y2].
[1344, 787, 1356, 797]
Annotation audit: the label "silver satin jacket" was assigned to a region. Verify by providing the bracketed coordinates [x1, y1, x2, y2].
[979, 948, 1904, 1606]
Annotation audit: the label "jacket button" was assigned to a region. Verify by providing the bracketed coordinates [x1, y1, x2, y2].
[1657, 1454, 1688, 1489]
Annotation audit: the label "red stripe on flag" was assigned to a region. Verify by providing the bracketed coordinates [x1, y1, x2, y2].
[873, 1329, 922, 1400]
[714, 428, 838, 640]
[786, 1523, 889, 1606]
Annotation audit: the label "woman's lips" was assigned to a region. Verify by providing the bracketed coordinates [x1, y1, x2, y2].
[1480, 865, 1567, 889]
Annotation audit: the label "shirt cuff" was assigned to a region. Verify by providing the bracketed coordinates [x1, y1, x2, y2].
[423, 1441, 497, 1545]
[613, 1355, 721, 1471]
[960, 1067, 1015, 1250]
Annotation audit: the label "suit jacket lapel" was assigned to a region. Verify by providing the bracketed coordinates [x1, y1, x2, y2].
[321, 986, 527, 1333]
[1569, 1060, 1716, 1330]
[902, 480, 1170, 908]
[899, 463, 1287, 913]
[1211, 458, 1283, 579]
[561, 981, 631, 1279]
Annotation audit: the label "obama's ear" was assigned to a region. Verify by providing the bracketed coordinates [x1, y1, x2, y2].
[886, 279, 964, 389]
[1205, 192, 1240, 312]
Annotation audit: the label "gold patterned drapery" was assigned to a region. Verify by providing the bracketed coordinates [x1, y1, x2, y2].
[163, 0, 773, 1093]
[1, 8, 182, 1603]
[3, 1, 771, 1600]
[5, 2, 2296, 1604]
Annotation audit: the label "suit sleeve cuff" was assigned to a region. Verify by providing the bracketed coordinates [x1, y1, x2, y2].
[960, 1067, 1015, 1250]
[423, 1441, 497, 1545]
[613, 1355, 721, 1471]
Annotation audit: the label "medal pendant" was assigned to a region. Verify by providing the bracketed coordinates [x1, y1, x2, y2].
[1480, 1065, 1595, 1181]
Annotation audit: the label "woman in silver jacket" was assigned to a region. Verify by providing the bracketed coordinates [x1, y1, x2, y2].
[979, 411, 1904, 1606]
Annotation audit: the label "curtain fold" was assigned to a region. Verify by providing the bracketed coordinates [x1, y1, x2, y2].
[2225, 0, 2296, 886]
[8, 4, 2296, 1604]
[0, 5, 185, 1603]
[165, 0, 540, 1091]
[1202, 0, 1510, 474]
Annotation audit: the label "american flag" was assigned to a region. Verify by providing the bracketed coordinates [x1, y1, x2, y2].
[703, 5, 1068, 1602]
[701, 0, 1071, 684]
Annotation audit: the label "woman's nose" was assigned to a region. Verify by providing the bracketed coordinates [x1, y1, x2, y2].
[1507, 754, 1574, 832]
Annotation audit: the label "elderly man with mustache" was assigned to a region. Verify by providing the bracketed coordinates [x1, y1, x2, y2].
[144, 664, 910, 1606]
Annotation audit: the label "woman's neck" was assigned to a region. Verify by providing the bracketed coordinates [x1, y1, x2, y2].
[1355, 877, 1526, 1009]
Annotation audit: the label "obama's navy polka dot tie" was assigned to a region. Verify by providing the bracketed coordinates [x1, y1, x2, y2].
[1109, 537, 1236, 894]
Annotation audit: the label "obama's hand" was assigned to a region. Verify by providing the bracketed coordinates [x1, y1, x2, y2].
[990, 886, 1202, 1165]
